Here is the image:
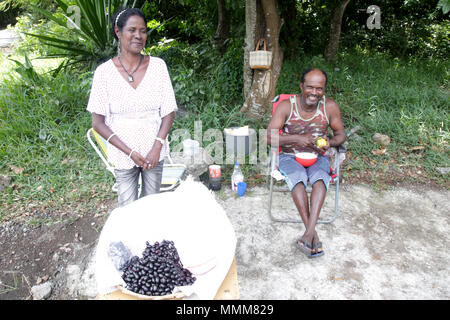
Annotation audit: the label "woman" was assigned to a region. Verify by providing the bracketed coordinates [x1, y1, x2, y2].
[86, 8, 177, 207]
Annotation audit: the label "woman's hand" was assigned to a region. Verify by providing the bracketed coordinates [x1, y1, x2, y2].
[129, 151, 148, 168]
[144, 142, 162, 170]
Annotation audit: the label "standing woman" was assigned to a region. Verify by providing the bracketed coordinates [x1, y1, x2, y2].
[86, 8, 177, 207]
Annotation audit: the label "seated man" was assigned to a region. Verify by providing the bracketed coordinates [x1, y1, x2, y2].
[266, 68, 346, 258]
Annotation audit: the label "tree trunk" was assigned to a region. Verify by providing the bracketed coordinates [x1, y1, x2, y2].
[241, 0, 283, 120]
[324, 0, 351, 62]
[215, 0, 231, 55]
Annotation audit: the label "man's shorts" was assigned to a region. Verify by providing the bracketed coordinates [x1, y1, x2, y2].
[278, 153, 331, 191]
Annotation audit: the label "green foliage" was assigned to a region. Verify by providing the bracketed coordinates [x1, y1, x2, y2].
[141, 0, 217, 43]
[341, 0, 449, 60]
[17, 0, 143, 70]
[7, 53, 40, 83]
[437, 0, 450, 14]
[276, 0, 449, 60]
[147, 37, 247, 134]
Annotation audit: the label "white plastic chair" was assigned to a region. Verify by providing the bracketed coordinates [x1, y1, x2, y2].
[87, 128, 186, 193]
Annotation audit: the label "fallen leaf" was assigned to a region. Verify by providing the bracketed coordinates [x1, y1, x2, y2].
[9, 164, 24, 175]
[409, 146, 425, 151]
[372, 148, 387, 156]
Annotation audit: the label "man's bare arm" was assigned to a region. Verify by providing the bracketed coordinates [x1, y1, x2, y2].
[325, 99, 346, 147]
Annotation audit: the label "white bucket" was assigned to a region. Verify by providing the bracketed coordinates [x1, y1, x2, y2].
[182, 139, 200, 157]
[224, 127, 257, 157]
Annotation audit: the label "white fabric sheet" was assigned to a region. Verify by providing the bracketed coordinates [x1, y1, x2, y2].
[95, 177, 237, 299]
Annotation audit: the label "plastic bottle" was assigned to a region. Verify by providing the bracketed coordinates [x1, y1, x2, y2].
[231, 162, 244, 191]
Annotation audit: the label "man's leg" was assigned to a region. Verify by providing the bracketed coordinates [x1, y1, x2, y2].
[291, 182, 310, 225]
[291, 180, 326, 249]
[291, 181, 325, 253]
[306, 155, 332, 253]
[278, 154, 315, 254]
[307, 180, 327, 252]
[291, 183, 317, 254]
[278, 154, 309, 224]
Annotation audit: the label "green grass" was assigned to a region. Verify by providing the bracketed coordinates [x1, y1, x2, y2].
[0, 46, 449, 224]
[0, 52, 115, 223]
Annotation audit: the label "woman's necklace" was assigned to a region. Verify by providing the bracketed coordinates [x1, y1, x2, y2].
[118, 55, 144, 82]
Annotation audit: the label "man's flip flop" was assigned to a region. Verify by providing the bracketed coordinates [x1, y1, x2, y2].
[295, 237, 315, 258]
[311, 241, 324, 258]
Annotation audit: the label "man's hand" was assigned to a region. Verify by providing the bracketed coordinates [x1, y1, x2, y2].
[316, 136, 330, 153]
[295, 134, 316, 148]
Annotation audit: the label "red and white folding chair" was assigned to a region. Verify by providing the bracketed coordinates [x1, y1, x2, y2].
[266, 94, 346, 224]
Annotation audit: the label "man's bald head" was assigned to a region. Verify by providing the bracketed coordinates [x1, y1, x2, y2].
[301, 68, 328, 88]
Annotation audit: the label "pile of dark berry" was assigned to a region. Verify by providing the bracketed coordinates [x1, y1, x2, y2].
[120, 240, 196, 296]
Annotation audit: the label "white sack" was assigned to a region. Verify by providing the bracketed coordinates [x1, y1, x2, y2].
[95, 176, 237, 299]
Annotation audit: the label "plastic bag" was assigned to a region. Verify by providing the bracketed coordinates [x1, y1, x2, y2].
[107, 241, 133, 271]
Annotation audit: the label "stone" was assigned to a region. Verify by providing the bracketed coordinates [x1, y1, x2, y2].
[0, 174, 12, 192]
[436, 167, 450, 175]
[31, 281, 52, 300]
[372, 133, 391, 146]
[64, 256, 98, 299]
[0, 29, 19, 48]
[347, 125, 361, 138]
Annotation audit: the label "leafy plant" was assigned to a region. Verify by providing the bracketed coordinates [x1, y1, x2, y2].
[7, 53, 40, 83]
[21, 0, 140, 70]
[437, 0, 450, 14]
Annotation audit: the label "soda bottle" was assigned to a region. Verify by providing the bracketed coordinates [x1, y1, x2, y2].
[231, 162, 244, 191]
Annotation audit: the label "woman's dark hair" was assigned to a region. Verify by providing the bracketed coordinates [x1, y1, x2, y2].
[112, 8, 147, 41]
[301, 68, 328, 88]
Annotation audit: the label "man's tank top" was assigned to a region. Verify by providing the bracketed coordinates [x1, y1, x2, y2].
[280, 95, 329, 155]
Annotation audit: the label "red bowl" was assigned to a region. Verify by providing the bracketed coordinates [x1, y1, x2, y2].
[295, 152, 318, 167]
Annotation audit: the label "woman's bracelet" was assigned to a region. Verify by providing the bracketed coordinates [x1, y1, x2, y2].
[106, 133, 117, 143]
[128, 149, 136, 159]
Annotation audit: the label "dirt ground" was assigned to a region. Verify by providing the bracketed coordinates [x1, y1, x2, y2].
[0, 204, 111, 300]
[0, 177, 449, 300]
